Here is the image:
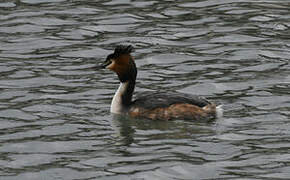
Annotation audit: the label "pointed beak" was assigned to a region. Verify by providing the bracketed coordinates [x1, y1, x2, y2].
[101, 60, 112, 69]
[86, 64, 104, 71]
[98, 62, 107, 69]
[90, 59, 112, 70]
[93, 61, 109, 70]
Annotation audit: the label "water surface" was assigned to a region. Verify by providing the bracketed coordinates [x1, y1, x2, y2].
[0, 0, 290, 179]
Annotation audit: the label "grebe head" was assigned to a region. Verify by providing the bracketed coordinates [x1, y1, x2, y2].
[102, 45, 137, 82]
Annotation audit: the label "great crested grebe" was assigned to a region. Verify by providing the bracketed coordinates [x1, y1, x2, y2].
[100, 45, 223, 120]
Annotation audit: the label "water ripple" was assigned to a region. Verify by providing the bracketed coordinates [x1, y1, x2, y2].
[0, 0, 289, 179]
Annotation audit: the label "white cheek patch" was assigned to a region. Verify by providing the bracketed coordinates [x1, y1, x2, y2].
[106, 60, 115, 70]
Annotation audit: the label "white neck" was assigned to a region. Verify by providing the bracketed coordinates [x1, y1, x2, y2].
[110, 82, 129, 114]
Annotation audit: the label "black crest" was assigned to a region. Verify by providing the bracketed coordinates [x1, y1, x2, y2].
[113, 45, 133, 58]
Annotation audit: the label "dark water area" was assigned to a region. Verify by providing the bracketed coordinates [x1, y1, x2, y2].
[0, 0, 290, 179]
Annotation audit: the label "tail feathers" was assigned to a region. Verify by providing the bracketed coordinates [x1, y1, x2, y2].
[215, 105, 223, 118]
[202, 104, 223, 119]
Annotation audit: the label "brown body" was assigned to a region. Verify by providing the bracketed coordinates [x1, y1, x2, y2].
[129, 103, 217, 121]
[102, 45, 222, 121]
